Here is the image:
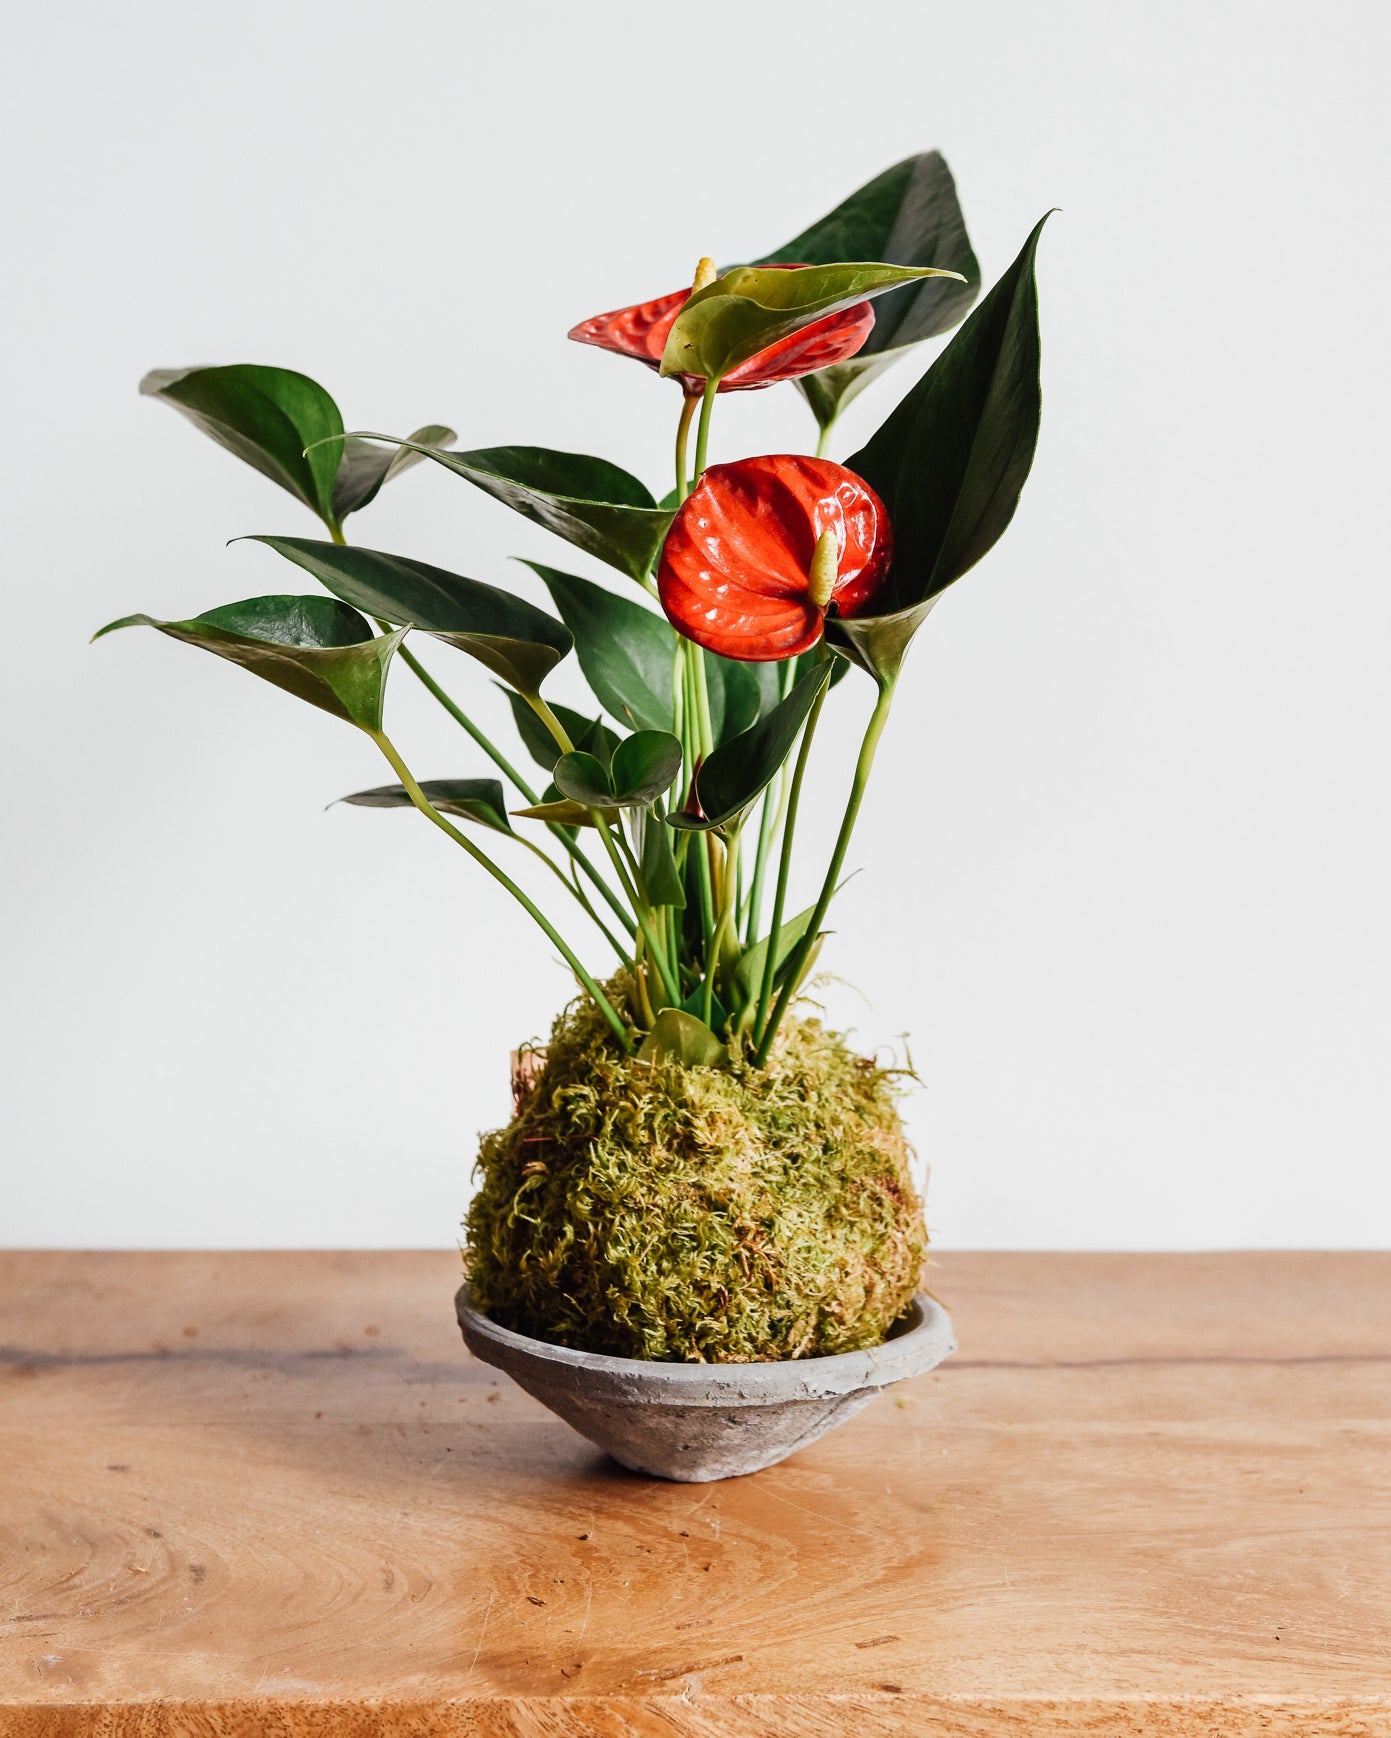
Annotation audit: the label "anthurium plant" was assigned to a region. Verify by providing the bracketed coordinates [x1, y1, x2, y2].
[101, 153, 1048, 1361]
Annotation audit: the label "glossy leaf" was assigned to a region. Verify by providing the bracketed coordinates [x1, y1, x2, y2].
[331, 425, 457, 521]
[141, 366, 450, 533]
[512, 793, 616, 828]
[344, 436, 675, 585]
[499, 688, 618, 773]
[525, 563, 675, 732]
[142, 365, 343, 528]
[637, 1008, 726, 1069]
[702, 649, 764, 741]
[638, 809, 685, 907]
[758, 153, 980, 427]
[334, 778, 512, 834]
[670, 660, 832, 832]
[93, 595, 405, 731]
[553, 731, 682, 809]
[247, 537, 571, 695]
[842, 214, 1050, 683]
[660, 262, 963, 387]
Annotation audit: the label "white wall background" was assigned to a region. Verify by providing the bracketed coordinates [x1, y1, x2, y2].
[3, 0, 1388, 1249]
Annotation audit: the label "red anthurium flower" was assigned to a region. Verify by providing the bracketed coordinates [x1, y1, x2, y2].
[658, 455, 893, 662]
[567, 267, 874, 393]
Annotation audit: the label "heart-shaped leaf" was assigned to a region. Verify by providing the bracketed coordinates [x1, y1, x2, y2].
[331, 425, 457, 521]
[669, 660, 832, 832]
[247, 537, 571, 696]
[341, 436, 675, 585]
[554, 731, 682, 809]
[525, 563, 675, 732]
[660, 262, 964, 387]
[499, 688, 618, 773]
[141, 367, 451, 535]
[93, 595, 405, 731]
[636, 1008, 726, 1069]
[757, 152, 980, 428]
[334, 777, 512, 834]
[841, 214, 1050, 684]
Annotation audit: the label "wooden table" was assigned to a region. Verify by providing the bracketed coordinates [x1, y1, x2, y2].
[1, 1251, 1387, 1735]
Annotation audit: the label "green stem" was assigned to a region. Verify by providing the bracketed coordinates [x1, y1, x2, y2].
[372, 731, 632, 1052]
[702, 827, 740, 1027]
[741, 657, 799, 945]
[755, 677, 896, 1067]
[525, 695, 681, 1009]
[751, 672, 829, 1049]
[692, 378, 719, 482]
[675, 390, 699, 503]
[521, 836, 630, 964]
[399, 657, 631, 935]
[814, 416, 837, 460]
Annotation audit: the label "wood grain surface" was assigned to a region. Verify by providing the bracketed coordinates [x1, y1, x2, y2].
[0, 1250, 1387, 1736]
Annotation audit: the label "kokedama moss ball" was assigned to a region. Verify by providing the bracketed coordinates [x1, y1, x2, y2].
[465, 983, 928, 1363]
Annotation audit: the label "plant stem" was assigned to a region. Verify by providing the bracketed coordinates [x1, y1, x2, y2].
[741, 657, 799, 945]
[692, 378, 719, 482]
[521, 836, 631, 964]
[675, 390, 699, 503]
[751, 671, 829, 1048]
[702, 826, 740, 1027]
[371, 730, 632, 1051]
[755, 676, 897, 1067]
[814, 417, 837, 460]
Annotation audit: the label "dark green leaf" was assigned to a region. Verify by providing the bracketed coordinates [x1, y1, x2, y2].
[610, 731, 682, 806]
[552, 750, 613, 807]
[702, 649, 764, 743]
[670, 661, 832, 832]
[843, 214, 1050, 682]
[679, 984, 728, 1029]
[343, 436, 675, 585]
[660, 262, 963, 386]
[525, 563, 675, 732]
[142, 365, 344, 529]
[246, 536, 571, 695]
[334, 777, 512, 834]
[499, 688, 617, 773]
[554, 730, 682, 809]
[93, 595, 404, 730]
[638, 809, 685, 907]
[758, 152, 981, 427]
[824, 598, 941, 685]
[331, 425, 456, 520]
[636, 1008, 726, 1069]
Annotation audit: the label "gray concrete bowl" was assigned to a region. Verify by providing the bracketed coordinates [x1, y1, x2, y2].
[455, 1283, 956, 1482]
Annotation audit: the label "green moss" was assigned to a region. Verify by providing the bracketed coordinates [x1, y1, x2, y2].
[464, 981, 928, 1363]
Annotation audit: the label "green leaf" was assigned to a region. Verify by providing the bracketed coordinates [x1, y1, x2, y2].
[525, 563, 675, 732]
[554, 730, 682, 809]
[142, 365, 344, 529]
[93, 595, 405, 731]
[331, 425, 457, 521]
[670, 660, 832, 832]
[824, 598, 942, 685]
[512, 795, 615, 829]
[499, 688, 618, 773]
[611, 731, 683, 806]
[757, 152, 981, 428]
[141, 367, 450, 533]
[638, 809, 685, 908]
[246, 536, 571, 695]
[842, 214, 1051, 683]
[731, 900, 820, 1010]
[637, 1008, 727, 1069]
[702, 648, 764, 743]
[659, 262, 964, 386]
[679, 984, 728, 1030]
[334, 777, 512, 835]
[342, 436, 675, 585]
